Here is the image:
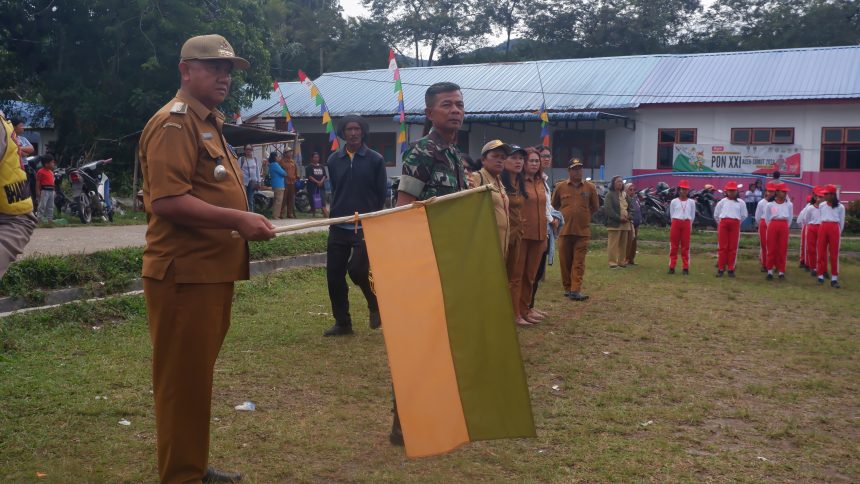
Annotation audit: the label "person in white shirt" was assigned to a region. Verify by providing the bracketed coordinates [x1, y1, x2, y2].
[764, 182, 793, 280]
[667, 179, 695, 275]
[796, 189, 822, 273]
[755, 182, 776, 272]
[714, 181, 748, 277]
[816, 184, 845, 288]
[239, 145, 260, 211]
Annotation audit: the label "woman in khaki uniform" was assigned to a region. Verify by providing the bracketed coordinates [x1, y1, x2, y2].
[469, 140, 511, 258]
[140, 34, 276, 484]
[604, 175, 632, 268]
[501, 145, 527, 318]
[511, 147, 548, 326]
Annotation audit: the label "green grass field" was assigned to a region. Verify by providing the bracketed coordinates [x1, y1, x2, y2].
[1, 244, 858, 482]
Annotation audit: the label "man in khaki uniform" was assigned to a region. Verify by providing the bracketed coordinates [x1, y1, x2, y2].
[551, 159, 599, 301]
[139, 34, 275, 484]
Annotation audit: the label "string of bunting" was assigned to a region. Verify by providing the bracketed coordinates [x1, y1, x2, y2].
[388, 49, 408, 153]
[272, 81, 295, 133]
[538, 102, 550, 147]
[297, 70, 339, 151]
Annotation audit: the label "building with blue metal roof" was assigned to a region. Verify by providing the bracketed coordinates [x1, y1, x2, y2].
[242, 45, 860, 204]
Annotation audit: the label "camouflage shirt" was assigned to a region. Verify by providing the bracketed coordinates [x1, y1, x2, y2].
[399, 129, 466, 201]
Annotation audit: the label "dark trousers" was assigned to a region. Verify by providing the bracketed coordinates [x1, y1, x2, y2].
[530, 247, 549, 308]
[326, 227, 378, 327]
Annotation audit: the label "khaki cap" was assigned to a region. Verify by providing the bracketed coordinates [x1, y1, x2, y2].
[568, 158, 584, 169]
[181, 34, 250, 70]
[481, 139, 512, 156]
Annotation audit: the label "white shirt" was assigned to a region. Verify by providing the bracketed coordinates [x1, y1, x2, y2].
[818, 203, 845, 233]
[755, 198, 769, 221]
[797, 204, 821, 226]
[714, 198, 748, 222]
[764, 200, 793, 224]
[240, 155, 260, 185]
[669, 197, 696, 221]
[542, 173, 552, 223]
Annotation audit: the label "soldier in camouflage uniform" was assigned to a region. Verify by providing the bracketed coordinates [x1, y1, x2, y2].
[396, 82, 467, 205]
[390, 82, 466, 447]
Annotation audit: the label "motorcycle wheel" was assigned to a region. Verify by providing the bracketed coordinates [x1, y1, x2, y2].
[78, 195, 92, 224]
[295, 192, 311, 213]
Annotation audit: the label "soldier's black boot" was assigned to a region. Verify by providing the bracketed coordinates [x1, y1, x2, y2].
[324, 322, 354, 337]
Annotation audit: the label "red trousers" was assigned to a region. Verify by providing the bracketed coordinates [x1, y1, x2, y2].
[805, 224, 819, 269]
[766, 219, 789, 273]
[717, 218, 741, 271]
[817, 221, 840, 277]
[669, 219, 691, 270]
[758, 219, 768, 269]
[799, 225, 807, 265]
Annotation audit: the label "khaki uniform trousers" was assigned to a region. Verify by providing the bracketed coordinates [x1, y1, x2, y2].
[511, 238, 548, 316]
[626, 225, 638, 264]
[607, 228, 630, 267]
[271, 187, 286, 219]
[506, 235, 522, 310]
[284, 183, 296, 218]
[144, 264, 235, 484]
[558, 235, 589, 292]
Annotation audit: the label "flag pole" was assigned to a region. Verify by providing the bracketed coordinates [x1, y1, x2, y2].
[232, 185, 493, 238]
[534, 62, 555, 187]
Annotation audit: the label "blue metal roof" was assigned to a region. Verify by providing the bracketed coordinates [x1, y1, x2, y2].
[243, 45, 860, 120]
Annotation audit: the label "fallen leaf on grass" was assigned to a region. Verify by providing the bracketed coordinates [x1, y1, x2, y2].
[551, 385, 561, 391]
[118, 419, 131, 426]
[640, 420, 654, 427]
[235, 401, 256, 411]
[36, 472, 47, 478]
[757, 456, 769, 462]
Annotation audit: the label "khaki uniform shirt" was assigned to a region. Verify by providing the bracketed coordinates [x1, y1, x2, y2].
[507, 178, 524, 241]
[551, 179, 599, 237]
[522, 175, 548, 241]
[139, 90, 250, 283]
[470, 168, 509, 256]
[284, 159, 298, 183]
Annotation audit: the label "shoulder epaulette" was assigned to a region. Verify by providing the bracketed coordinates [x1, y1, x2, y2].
[169, 102, 188, 115]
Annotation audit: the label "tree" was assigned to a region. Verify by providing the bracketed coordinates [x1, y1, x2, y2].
[483, 0, 529, 58]
[263, 0, 349, 79]
[363, 0, 490, 66]
[0, 0, 272, 166]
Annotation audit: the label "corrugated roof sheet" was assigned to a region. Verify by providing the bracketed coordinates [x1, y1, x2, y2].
[244, 45, 860, 120]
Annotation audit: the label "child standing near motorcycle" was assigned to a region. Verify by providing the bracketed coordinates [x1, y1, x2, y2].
[35, 154, 56, 223]
[816, 184, 845, 288]
[765, 182, 793, 280]
[668, 179, 695, 275]
[755, 182, 776, 272]
[714, 181, 748, 277]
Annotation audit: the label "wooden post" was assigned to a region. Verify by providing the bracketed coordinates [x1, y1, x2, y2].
[131, 143, 140, 211]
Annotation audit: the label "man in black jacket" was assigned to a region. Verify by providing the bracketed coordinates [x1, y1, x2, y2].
[323, 114, 388, 336]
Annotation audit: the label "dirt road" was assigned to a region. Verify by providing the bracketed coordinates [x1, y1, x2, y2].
[22, 219, 327, 257]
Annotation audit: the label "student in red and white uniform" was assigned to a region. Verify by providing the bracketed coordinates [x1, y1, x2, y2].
[764, 182, 793, 280]
[713, 181, 748, 277]
[816, 184, 845, 288]
[796, 187, 823, 275]
[667, 179, 695, 275]
[755, 182, 776, 272]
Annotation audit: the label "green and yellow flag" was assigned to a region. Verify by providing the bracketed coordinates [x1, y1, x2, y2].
[362, 188, 536, 458]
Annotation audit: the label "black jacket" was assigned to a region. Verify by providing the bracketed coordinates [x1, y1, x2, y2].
[326, 144, 387, 218]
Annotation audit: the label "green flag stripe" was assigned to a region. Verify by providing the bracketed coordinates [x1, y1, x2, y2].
[425, 191, 536, 441]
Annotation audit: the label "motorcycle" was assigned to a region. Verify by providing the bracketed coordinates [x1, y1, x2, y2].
[639, 187, 670, 227]
[69, 158, 114, 223]
[689, 189, 718, 228]
[295, 178, 311, 213]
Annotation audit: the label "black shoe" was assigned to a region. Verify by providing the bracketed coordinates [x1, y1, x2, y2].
[568, 291, 589, 301]
[778, 274, 785, 280]
[818, 277, 824, 285]
[203, 467, 242, 483]
[728, 270, 735, 278]
[811, 271, 819, 277]
[390, 415, 404, 446]
[766, 273, 774, 280]
[831, 280, 841, 289]
[667, 268, 675, 274]
[716, 270, 724, 278]
[369, 311, 382, 330]
[824, 272, 830, 279]
[323, 324, 354, 337]
[564, 291, 572, 298]
[682, 269, 689, 276]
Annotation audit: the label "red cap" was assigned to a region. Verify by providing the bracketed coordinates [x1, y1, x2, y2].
[678, 180, 691, 189]
[723, 181, 740, 191]
[775, 182, 788, 192]
[765, 182, 777, 191]
[813, 186, 825, 197]
[806, 195, 813, 203]
[822, 184, 837, 194]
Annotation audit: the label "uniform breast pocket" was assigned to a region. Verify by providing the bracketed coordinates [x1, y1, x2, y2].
[200, 140, 235, 184]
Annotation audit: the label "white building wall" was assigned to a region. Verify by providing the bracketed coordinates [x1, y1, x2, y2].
[633, 104, 860, 173]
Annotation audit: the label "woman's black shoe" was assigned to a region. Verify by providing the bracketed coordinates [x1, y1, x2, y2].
[203, 467, 242, 483]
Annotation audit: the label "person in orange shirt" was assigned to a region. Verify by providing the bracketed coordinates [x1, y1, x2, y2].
[510, 147, 548, 326]
[551, 159, 599, 301]
[282, 148, 298, 218]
